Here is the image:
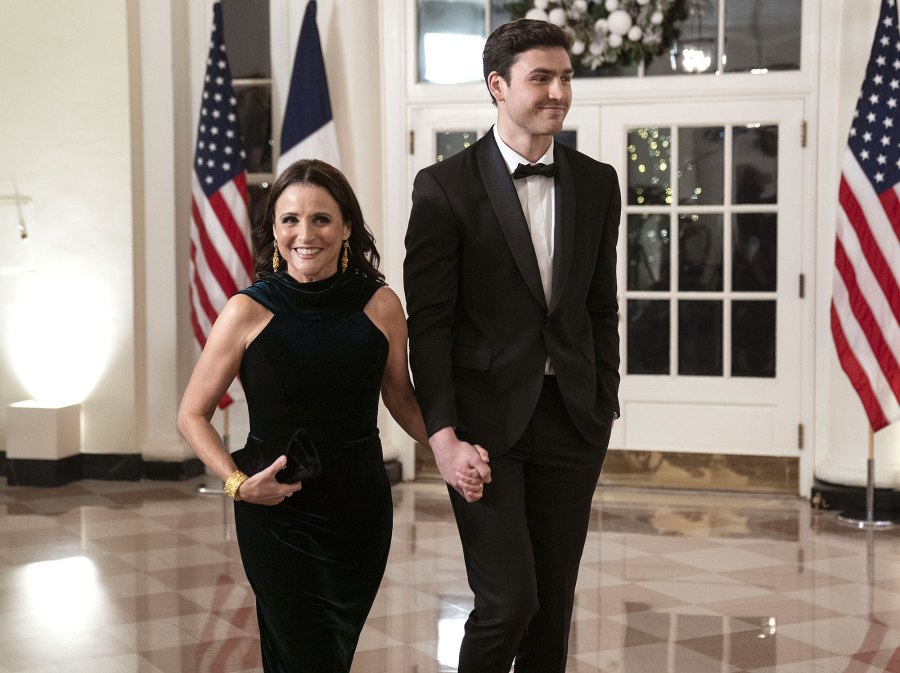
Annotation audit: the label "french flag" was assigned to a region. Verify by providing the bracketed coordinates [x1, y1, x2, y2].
[276, 0, 341, 174]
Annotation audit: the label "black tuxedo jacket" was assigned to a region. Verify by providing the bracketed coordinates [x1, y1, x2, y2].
[404, 130, 621, 455]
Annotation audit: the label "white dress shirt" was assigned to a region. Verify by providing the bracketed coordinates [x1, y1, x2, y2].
[493, 126, 555, 304]
[493, 126, 556, 374]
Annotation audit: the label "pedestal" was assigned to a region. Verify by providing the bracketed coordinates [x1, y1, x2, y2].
[6, 401, 82, 486]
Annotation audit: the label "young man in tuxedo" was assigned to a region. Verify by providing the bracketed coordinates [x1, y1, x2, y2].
[404, 18, 621, 673]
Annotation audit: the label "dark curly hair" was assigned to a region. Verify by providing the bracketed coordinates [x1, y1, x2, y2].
[253, 159, 383, 281]
[482, 19, 574, 106]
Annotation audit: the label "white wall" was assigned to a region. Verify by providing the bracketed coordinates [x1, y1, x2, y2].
[0, 0, 135, 456]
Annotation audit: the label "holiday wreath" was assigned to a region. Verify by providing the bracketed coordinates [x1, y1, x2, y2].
[506, 0, 684, 71]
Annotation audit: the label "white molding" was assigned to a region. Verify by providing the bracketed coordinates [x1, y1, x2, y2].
[380, 0, 417, 478]
[135, 0, 194, 461]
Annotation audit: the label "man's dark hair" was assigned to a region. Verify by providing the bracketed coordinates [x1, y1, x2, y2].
[482, 19, 574, 106]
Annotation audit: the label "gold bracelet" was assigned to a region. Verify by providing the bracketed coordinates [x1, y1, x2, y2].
[223, 470, 249, 501]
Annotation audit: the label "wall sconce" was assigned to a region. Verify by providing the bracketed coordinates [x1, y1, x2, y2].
[0, 191, 35, 274]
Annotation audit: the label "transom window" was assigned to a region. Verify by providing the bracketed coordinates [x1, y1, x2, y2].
[417, 0, 802, 83]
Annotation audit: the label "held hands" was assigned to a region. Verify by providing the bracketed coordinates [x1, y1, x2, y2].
[429, 428, 492, 503]
[235, 455, 303, 506]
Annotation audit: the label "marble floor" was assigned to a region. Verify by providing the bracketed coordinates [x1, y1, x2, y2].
[1, 478, 899, 673]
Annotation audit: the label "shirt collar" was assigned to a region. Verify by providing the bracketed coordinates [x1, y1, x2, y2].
[493, 125, 555, 175]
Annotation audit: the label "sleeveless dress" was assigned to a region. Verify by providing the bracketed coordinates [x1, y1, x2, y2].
[232, 270, 392, 673]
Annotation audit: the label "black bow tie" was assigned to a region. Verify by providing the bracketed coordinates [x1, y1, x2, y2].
[512, 162, 558, 179]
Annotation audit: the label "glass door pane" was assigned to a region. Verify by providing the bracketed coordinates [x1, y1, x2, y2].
[724, 0, 802, 73]
[417, 0, 486, 83]
[601, 99, 804, 466]
[222, 0, 273, 175]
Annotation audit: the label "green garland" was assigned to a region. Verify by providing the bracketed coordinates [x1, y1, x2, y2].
[506, 0, 684, 71]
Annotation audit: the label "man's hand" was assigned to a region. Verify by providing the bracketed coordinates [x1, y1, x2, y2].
[430, 427, 492, 502]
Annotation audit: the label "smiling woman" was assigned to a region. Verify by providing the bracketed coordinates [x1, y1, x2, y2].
[272, 183, 349, 283]
[176, 158, 440, 672]
[254, 160, 383, 282]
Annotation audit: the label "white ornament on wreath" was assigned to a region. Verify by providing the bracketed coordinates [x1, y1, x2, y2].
[607, 10, 632, 35]
[548, 7, 569, 25]
[534, 0, 550, 8]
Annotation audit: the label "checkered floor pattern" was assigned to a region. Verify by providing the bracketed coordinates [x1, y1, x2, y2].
[1, 478, 899, 672]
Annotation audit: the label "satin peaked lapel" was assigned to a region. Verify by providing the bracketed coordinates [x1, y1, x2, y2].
[476, 135, 547, 310]
[550, 146, 575, 314]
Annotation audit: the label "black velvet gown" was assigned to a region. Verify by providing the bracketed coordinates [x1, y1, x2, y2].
[231, 270, 392, 673]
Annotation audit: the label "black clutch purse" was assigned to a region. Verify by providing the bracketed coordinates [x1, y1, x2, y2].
[232, 428, 321, 483]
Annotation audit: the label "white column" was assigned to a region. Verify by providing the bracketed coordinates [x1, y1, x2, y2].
[133, 0, 195, 462]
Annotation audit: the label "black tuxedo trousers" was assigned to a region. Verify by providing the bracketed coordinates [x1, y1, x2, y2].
[452, 376, 610, 672]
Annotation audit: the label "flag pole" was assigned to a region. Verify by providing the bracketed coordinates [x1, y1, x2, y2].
[836, 425, 894, 530]
[866, 425, 875, 524]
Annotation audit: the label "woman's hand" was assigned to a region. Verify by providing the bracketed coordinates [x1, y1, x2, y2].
[236, 456, 304, 505]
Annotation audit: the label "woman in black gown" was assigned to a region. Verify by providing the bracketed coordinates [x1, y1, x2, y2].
[178, 160, 486, 672]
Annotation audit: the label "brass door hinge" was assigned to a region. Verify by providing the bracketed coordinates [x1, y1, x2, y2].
[799, 273, 805, 298]
[798, 423, 805, 450]
[409, 130, 415, 155]
[801, 120, 807, 148]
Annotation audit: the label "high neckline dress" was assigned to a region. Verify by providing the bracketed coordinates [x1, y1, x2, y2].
[232, 270, 391, 673]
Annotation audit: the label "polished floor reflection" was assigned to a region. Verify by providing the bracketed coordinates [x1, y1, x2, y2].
[0, 478, 899, 672]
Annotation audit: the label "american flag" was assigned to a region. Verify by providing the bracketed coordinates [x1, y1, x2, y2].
[832, 0, 900, 431]
[189, 1, 254, 408]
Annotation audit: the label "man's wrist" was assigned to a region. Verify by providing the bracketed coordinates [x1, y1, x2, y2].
[429, 426, 458, 451]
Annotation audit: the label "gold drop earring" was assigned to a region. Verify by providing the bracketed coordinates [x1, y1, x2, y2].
[341, 240, 349, 272]
[272, 246, 280, 273]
